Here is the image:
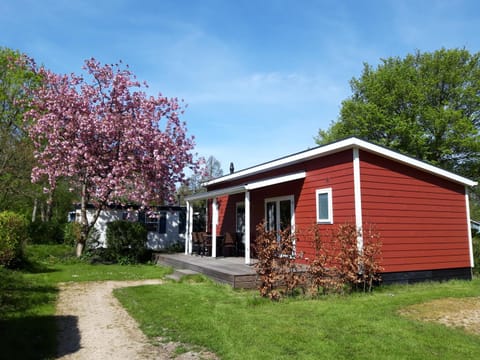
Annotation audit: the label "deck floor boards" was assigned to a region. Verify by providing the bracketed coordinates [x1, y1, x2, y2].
[154, 253, 258, 288]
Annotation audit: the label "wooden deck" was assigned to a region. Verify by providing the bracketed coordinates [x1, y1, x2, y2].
[154, 253, 258, 289]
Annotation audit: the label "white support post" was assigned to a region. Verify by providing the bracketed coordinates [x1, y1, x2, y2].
[244, 191, 251, 265]
[212, 198, 217, 258]
[353, 147, 364, 253]
[186, 201, 193, 255]
[465, 187, 474, 268]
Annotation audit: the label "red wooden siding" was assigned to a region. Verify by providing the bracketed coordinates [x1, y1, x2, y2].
[295, 150, 355, 260]
[217, 193, 243, 235]
[359, 150, 470, 273]
[206, 147, 471, 276]
[208, 150, 356, 259]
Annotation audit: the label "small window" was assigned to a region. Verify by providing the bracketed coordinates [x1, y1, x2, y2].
[178, 210, 186, 234]
[145, 211, 167, 233]
[158, 212, 167, 234]
[316, 188, 333, 224]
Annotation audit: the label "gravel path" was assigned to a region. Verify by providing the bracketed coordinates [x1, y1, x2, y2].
[55, 279, 218, 359]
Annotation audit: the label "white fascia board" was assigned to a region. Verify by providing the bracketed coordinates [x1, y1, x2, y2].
[204, 137, 477, 188]
[186, 172, 306, 201]
[185, 184, 246, 201]
[204, 139, 354, 187]
[245, 171, 306, 190]
[354, 138, 478, 187]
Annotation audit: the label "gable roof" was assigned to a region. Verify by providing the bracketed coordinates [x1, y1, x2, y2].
[204, 137, 477, 188]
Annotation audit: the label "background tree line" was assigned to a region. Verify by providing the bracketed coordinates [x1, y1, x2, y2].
[0, 47, 75, 226]
[1, 48, 199, 255]
[316, 48, 480, 219]
[1, 46, 479, 239]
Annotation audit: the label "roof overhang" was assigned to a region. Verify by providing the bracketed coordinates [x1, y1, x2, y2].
[203, 137, 478, 188]
[185, 171, 306, 201]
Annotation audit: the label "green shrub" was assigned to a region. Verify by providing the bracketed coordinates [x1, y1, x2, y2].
[0, 211, 29, 268]
[164, 241, 185, 253]
[28, 220, 64, 244]
[106, 220, 147, 264]
[63, 222, 82, 246]
[473, 235, 480, 274]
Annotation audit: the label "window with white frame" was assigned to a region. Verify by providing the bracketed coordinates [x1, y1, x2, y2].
[264, 195, 295, 233]
[236, 202, 245, 234]
[316, 188, 333, 224]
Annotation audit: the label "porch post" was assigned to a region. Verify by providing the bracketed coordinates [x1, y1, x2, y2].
[244, 190, 251, 265]
[186, 201, 192, 255]
[466, 187, 474, 267]
[353, 147, 364, 253]
[212, 197, 217, 258]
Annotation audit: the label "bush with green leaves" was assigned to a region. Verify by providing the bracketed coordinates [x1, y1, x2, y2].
[106, 220, 148, 264]
[473, 235, 480, 274]
[0, 211, 29, 268]
[63, 222, 82, 246]
[28, 220, 65, 244]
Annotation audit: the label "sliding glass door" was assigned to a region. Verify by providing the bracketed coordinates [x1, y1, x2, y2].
[265, 195, 294, 233]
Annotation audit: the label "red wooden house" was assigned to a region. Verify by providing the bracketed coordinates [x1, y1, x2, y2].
[185, 137, 477, 283]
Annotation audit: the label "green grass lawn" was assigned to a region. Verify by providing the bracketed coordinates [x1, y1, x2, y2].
[0, 244, 171, 360]
[3, 244, 480, 360]
[115, 276, 480, 360]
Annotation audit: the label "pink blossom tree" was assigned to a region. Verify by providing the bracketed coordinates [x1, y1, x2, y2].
[25, 58, 199, 256]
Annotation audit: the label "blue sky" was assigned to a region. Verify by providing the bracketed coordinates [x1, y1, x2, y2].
[2, 0, 480, 174]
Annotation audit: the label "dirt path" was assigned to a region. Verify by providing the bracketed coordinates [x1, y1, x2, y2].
[55, 279, 217, 359]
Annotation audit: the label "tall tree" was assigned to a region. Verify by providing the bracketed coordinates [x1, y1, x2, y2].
[204, 155, 223, 181]
[0, 48, 41, 214]
[25, 58, 199, 255]
[316, 48, 480, 177]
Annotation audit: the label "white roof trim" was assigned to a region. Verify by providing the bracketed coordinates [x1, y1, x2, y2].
[204, 137, 477, 188]
[356, 139, 477, 187]
[185, 185, 246, 201]
[185, 171, 306, 201]
[245, 171, 306, 190]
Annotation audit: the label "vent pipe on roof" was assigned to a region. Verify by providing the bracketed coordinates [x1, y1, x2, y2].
[230, 162, 234, 174]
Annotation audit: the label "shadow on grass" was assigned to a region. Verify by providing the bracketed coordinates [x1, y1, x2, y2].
[0, 268, 62, 358]
[0, 271, 58, 314]
[20, 258, 60, 274]
[0, 315, 80, 360]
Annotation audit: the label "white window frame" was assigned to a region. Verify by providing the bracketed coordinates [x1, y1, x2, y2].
[264, 195, 295, 233]
[236, 202, 245, 234]
[316, 188, 333, 224]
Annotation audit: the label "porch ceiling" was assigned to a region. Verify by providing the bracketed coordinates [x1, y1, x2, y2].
[185, 171, 306, 202]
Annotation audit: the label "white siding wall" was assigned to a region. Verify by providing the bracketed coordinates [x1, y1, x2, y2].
[74, 208, 185, 250]
[146, 210, 186, 250]
[76, 209, 135, 247]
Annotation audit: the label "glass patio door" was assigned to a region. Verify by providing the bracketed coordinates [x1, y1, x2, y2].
[265, 196, 294, 233]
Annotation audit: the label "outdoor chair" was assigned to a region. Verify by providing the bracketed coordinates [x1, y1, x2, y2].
[236, 232, 245, 256]
[223, 232, 236, 257]
[192, 232, 204, 255]
[202, 233, 212, 257]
